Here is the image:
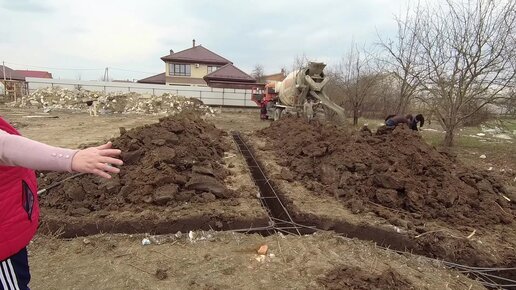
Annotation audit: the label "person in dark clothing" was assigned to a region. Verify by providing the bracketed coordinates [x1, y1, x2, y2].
[385, 114, 424, 131]
[409, 114, 424, 130]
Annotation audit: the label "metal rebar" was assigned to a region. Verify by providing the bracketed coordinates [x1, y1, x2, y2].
[231, 131, 301, 235]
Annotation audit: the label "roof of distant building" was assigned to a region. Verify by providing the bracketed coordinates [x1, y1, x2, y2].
[0, 65, 24, 81]
[14, 70, 52, 79]
[204, 64, 255, 82]
[1, 66, 53, 81]
[264, 70, 286, 82]
[204, 64, 256, 89]
[137, 72, 166, 84]
[161, 45, 232, 65]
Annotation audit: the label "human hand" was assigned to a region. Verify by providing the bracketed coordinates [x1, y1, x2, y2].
[71, 142, 123, 179]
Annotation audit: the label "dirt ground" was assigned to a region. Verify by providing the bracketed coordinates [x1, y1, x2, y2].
[29, 232, 484, 290]
[0, 107, 267, 148]
[0, 106, 496, 289]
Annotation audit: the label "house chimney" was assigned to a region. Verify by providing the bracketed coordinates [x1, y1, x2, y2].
[170, 49, 174, 54]
[192, 39, 196, 47]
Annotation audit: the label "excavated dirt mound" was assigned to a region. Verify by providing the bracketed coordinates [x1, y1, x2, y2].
[258, 117, 515, 229]
[38, 113, 267, 236]
[318, 266, 413, 290]
[41, 114, 232, 211]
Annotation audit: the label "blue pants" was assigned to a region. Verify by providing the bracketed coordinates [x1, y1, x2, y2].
[0, 248, 30, 290]
[385, 119, 396, 127]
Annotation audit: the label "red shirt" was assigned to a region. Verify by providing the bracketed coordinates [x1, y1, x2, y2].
[0, 117, 40, 260]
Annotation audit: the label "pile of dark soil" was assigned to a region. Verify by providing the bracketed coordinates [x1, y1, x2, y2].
[317, 266, 413, 290]
[258, 117, 515, 228]
[39, 114, 236, 214]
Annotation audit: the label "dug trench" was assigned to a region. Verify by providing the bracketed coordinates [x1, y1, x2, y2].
[244, 117, 516, 281]
[232, 131, 417, 251]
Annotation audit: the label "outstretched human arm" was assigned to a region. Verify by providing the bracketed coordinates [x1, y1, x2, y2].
[0, 130, 122, 179]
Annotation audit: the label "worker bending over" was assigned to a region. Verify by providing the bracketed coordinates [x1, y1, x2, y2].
[385, 114, 424, 131]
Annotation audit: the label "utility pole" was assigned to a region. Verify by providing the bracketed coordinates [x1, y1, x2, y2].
[2, 61, 6, 98]
[103, 67, 109, 82]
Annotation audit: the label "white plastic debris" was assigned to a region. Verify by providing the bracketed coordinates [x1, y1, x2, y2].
[479, 154, 487, 159]
[476, 133, 486, 137]
[488, 167, 493, 171]
[188, 231, 195, 242]
[254, 255, 266, 263]
[141, 238, 151, 246]
[494, 134, 512, 140]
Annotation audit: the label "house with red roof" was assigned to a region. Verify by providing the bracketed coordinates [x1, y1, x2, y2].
[14, 70, 53, 79]
[0, 66, 53, 81]
[1, 65, 52, 99]
[139, 40, 256, 89]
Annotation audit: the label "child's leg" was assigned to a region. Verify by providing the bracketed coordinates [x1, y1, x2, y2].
[0, 247, 30, 290]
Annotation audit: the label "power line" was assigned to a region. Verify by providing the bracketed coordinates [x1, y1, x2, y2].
[3, 61, 160, 76]
[3, 61, 104, 71]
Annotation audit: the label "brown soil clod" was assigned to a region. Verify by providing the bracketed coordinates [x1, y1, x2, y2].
[155, 268, 168, 280]
[318, 266, 413, 290]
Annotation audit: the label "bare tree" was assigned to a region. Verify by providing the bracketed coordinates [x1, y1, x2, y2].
[396, 0, 516, 146]
[497, 89, 516, 116]
[291, 53, 310, 72]
[332, 43, 378, 125]
[377, 3, 422, 114]
[251, 64, 265, 83]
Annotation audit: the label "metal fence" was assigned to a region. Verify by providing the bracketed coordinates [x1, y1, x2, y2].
[26, 77, 258, 108]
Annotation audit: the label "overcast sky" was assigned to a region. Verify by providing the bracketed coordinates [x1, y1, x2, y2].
[0, 0, 411, 81]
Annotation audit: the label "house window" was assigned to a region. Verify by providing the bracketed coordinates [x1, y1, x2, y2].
[170, 63, 191, 76]
[207, 66, 220, 74]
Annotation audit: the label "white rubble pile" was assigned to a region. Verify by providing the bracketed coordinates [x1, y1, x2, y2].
[12, 87, 215, 116]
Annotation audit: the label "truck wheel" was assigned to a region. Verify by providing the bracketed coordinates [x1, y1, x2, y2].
[274, 108, 282, 121]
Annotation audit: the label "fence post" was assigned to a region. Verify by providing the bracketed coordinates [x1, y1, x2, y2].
[152, 88, 155, 96]
[222, 89, 225, 106]
[199, 91, 202, 102]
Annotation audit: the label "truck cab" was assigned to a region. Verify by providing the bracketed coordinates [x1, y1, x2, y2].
[251, 83, 278, 120]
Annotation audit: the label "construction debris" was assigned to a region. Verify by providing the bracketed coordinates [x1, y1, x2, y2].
[257, 244, 268, 255]
[11, 87, 215, 116]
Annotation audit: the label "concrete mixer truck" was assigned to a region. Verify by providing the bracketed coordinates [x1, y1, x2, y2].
[251, 62, 346, 121]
